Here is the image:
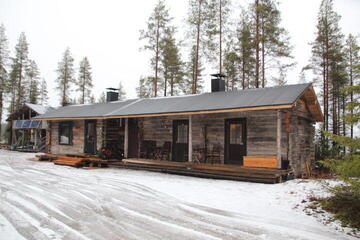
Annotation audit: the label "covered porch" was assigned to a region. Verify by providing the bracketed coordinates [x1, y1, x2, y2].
[117, 109, 286, 169]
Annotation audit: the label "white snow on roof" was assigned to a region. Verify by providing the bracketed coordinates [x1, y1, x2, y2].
[25, 103, 54, 114]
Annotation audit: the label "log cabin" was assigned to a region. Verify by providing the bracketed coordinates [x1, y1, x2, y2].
[34, 80, 323, 179]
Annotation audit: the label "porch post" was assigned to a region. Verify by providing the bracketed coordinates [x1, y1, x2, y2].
[124, 118, 129, 158]
[188, 115, 192, 162]
[277, 110, 282, 168]
[34, 130, 38, 150]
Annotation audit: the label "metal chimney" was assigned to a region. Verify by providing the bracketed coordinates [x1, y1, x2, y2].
[211, 73, 226, 92]
[106, 88, 119, 102]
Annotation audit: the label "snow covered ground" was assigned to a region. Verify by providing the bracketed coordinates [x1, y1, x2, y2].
[0, 150, 357, 240]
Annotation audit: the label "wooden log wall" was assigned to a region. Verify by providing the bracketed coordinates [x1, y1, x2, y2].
[47, 106, 315, 176]
[139, 108, 315, 175]
[140, 110, 280, 164]
[50, 120, 104, 155]
[288, 109, 315, 176]
[50, 120, 85, 154]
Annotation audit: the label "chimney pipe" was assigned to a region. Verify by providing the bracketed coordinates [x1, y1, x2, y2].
[211, 73, 226, 92]
[106, 88, 119, 102]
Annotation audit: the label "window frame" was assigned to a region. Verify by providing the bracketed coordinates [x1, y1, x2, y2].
[58, 121, 73, 145]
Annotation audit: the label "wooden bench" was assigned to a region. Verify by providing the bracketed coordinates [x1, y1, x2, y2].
[243, 156, 278, 168]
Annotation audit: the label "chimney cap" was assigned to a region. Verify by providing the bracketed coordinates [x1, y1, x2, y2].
[211, 73, 226, 78]
[106, 87, 119, 91]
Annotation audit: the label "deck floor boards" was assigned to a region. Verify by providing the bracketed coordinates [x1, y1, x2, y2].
[110, 158, 294, 184]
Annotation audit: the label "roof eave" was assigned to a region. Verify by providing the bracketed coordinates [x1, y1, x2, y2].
[36, 104, 294, 121]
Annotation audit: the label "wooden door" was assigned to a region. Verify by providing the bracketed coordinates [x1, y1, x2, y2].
[85, 120, 97, 154]
[225, 119, 247, 165]
[172, 120, 189, 162]
[128, 118, 139, 158]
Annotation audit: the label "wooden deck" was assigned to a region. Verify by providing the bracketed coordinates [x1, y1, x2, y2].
[34, 154, 293, 183]
[109, 158, 294, 184]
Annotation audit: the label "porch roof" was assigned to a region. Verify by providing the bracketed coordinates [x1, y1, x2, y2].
[34, 83, 323, 121]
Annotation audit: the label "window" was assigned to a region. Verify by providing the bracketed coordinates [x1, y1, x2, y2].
[230, 123, 243, 145]
[59, 122, 73, 145]
[177, 123, 188, 143]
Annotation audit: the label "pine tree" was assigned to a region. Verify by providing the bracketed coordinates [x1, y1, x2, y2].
[27, 60, 41, 104]
[311, 0, 344, 131]
[0, 23, 9, 141]
[344, 34, 360, 139]
[136, 76, 152, 98]
[9, 32, 29, 112]
[206, 0, 231, 74]
[187, 0, 214, 94]
[254, 0, 260, 88]
[89, 95, 96, 103]
[311, 0, 345, 156]
[140, 0, 171, 97]
[183, 45, 204, 94]
[254, 0, 293, 88]
[236, 10, 255, 89]
[56, 48, 75, 106]
[98, 91, 106, 103]
[160, 27, 184, 96]
[39, 79, 49, 105]
[223, 47, 238, 90]
[77, 57, 93, 104]
[118, 81, 126, 100]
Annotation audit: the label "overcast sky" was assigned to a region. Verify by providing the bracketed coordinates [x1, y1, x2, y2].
[1, 0, 359, 107]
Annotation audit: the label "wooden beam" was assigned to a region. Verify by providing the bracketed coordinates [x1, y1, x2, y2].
[36, 104, 293, 121]
[124, 118, 129, 158]
[188, 115, 192, 162]
[277, 110, 282, 168]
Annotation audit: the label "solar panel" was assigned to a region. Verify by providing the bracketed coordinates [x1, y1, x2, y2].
[14, 120, 24, 129]
[30, 120, 41, 128]
[22, 120, 31, 128]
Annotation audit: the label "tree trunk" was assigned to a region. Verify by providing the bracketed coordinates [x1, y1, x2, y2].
[82, 75, 86, 104]
[154, 20, 160, 97]
[0, 91, 2, 141]
[193, 0, 202, 94]
[170, 74, 174, 96]
[219, 0, 222, 75]
[241, 46, 245, 89]
[63, 65, 68, 106]
[164, 74, 167, 97]
[16, 61, 23, 110]
[261, 12, 265, 88]
[255, 0, 260, 88]
[349, 46, 354, 139]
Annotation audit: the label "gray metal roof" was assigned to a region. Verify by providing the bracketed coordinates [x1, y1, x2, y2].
[35, 83, 312, 120]
[25, 103, 54, 115]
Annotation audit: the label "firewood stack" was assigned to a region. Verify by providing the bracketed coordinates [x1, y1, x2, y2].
[32, 153, 120, 168]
